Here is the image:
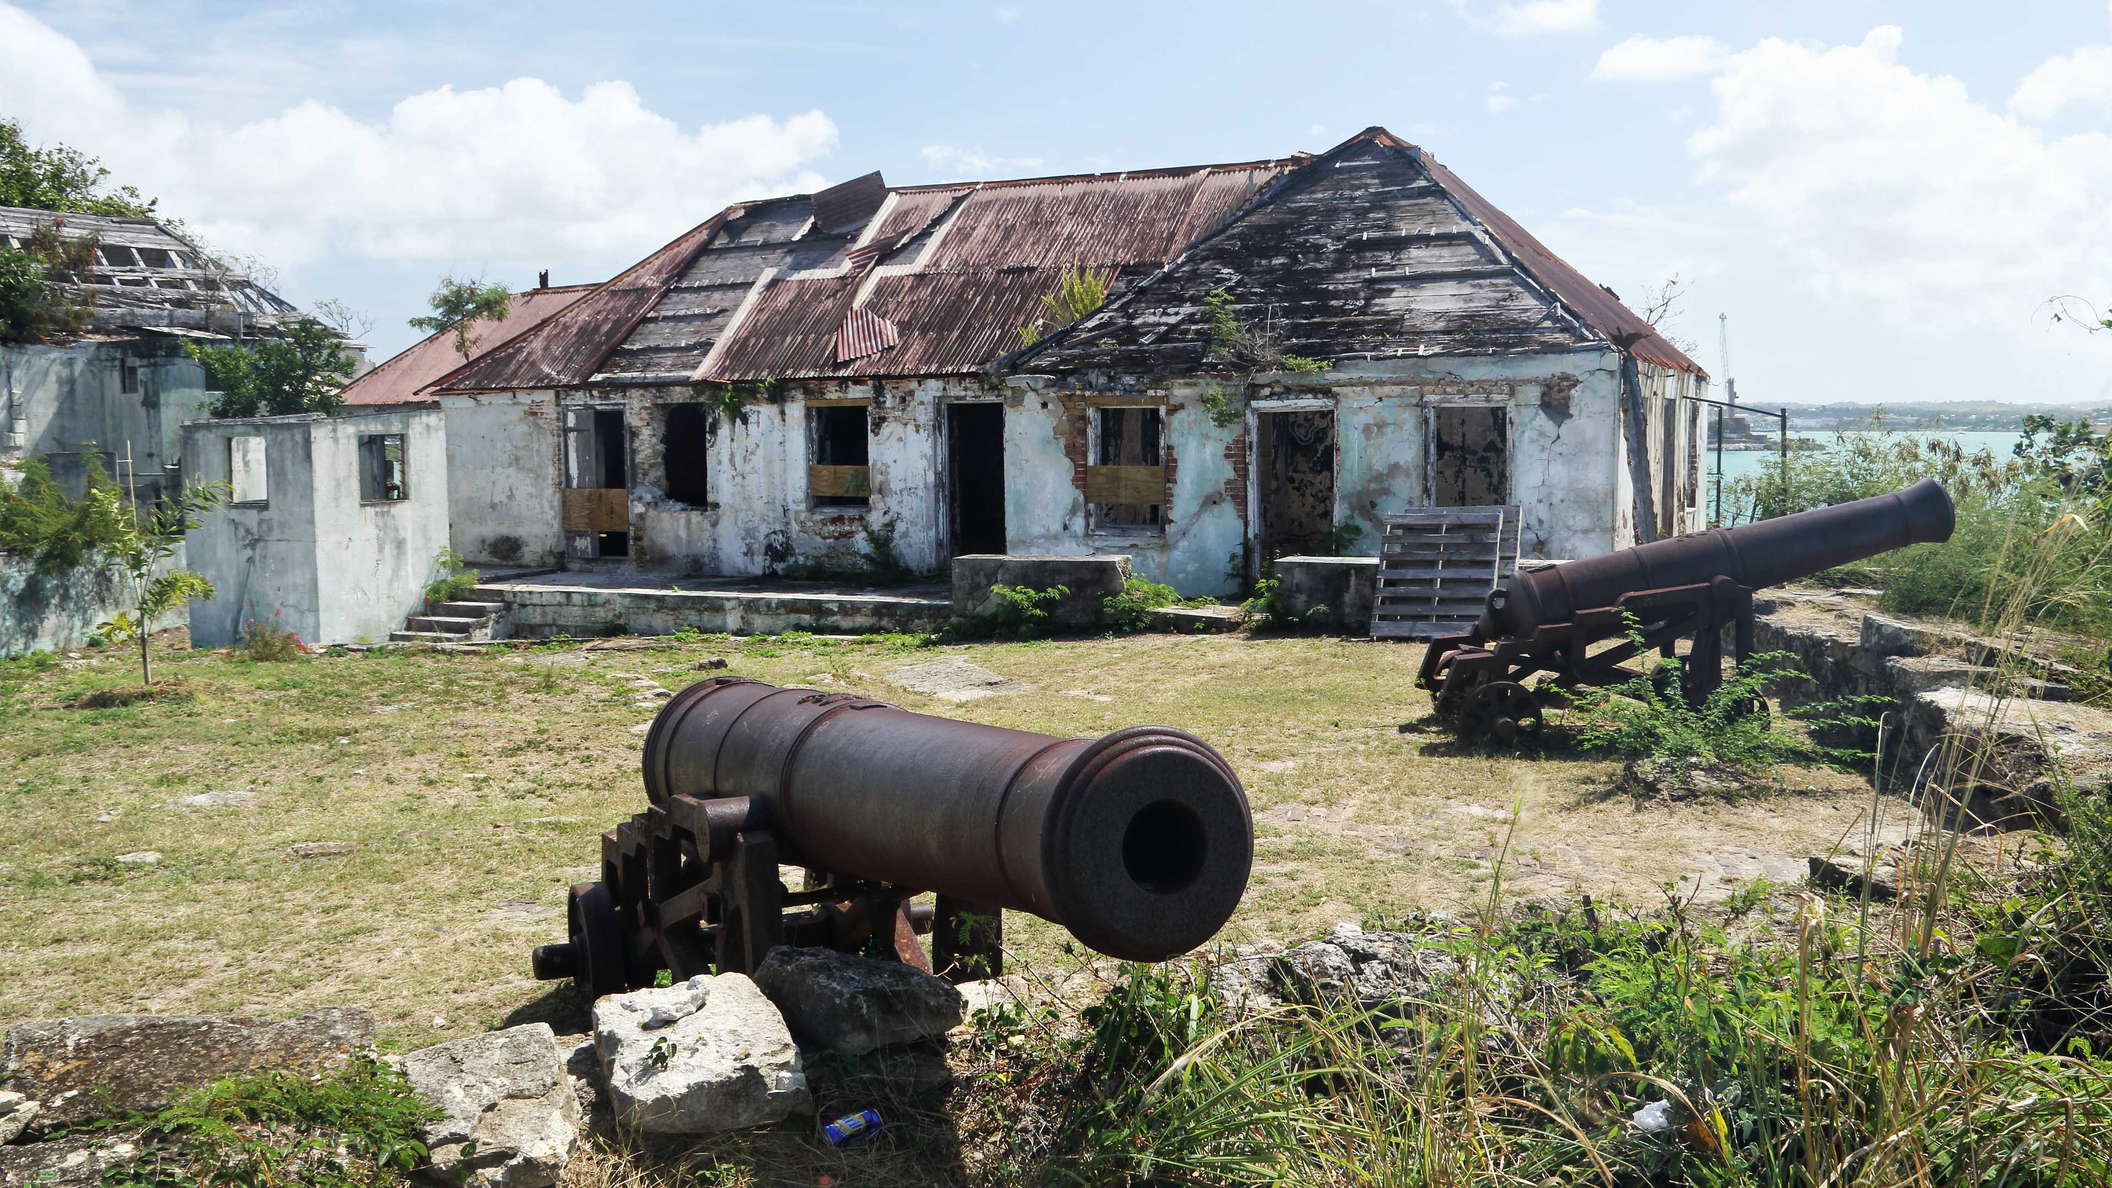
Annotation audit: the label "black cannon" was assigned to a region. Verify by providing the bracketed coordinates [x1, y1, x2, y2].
[532, 677, 1254, 997]
[1417, 479, 1956, 744]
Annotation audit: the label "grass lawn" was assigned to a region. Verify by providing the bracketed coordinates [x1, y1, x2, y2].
[0, 630, 1893, 1048]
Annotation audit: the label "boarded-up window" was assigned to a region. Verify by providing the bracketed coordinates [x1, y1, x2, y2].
[808, 403, 870, 508]
[120, 357, 139, 394]
[358, 434, 408, 502]
[662, 404, 710, 507]
[1088, 406, 1165, 531]
[1428, 405, 1508, 507]
[228, 436, 267, 504]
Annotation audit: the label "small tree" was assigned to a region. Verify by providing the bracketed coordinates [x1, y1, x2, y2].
[0, 118, 157, 217]
[0, 220, 101, 344]
[1016, 263, 1114, 346]
[94, 479, 231, 686]
[409, 276, 512, 361]
[186, 318, 357, 418]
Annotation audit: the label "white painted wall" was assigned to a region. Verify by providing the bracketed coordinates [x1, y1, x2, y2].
[182, 408, 449, 647]
[417, 347, 1702, 598]
[2, 339, 214, 501]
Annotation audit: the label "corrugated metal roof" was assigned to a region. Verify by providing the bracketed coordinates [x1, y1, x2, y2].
[441, 128, 1701, 393]
[340, 284, 594, 405]
[438, 212, 732, 391]
[697, 161, 1293, 381]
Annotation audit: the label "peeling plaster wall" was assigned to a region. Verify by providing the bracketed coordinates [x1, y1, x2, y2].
[431, 346, 1697, 598]
[1008, 347, 1649, 594]
[2, 339, 213, 502]
[439, 390, 563, 568]
[622, 380, 947, 576]
[182, 409, 447, 647]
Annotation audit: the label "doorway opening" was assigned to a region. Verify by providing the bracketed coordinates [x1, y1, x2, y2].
[1255, 408, 1336, 563]
[562, 406, 631, 559]
[1428, 405, 1508, 507]
[948, 403, 1006, 556]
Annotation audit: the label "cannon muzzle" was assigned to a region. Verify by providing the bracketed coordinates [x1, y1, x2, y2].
[640, 679, 1254, 963]
[1486, 477, 1955, 637]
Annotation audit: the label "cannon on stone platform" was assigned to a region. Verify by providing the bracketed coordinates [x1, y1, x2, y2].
[1417, 479, 1956, 745]
[532, 677, 1254, 997]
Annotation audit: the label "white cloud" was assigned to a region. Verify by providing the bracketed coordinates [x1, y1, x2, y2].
[1486, 82, 1519, 114]
[1554, 24, 2112, 402]
[1492, 0, 1597, 37]
[992, 5, 1024, 23]
[2010, 44, 2112, 120]
[918, 145, 1047, 179]
[1592, 34, 1731, 81]
[0, 3, 837, 343]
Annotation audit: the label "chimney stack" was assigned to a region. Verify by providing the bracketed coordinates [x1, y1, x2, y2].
[537, 269, 550, 289]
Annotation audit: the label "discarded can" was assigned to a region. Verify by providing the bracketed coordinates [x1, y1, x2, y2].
[822, 1108, 884, 1145]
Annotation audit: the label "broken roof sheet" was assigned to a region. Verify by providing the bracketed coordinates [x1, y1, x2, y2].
[440, 127, 1701, 392]
[0, 205, 300, 333]
[339, 284, 594, 406]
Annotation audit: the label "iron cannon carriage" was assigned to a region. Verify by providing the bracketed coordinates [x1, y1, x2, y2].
[532, 677, 1255, 997]
[1417, 478, 1956, 744]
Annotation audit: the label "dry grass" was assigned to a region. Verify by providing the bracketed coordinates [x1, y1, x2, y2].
[1, 629, 1902, 1050]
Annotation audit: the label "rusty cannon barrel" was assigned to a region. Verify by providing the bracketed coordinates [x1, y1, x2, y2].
[640, 678, 1254, 964]
[1486, 477, 1955, 637]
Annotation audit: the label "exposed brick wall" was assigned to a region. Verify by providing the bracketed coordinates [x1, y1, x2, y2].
[1221, 431, 1248, 520]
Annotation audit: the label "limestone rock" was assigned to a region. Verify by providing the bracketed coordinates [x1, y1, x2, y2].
[593, 975, 809, 1135]
[0, 1091, 38, 1144]
[0, 1008, 374, 1129]
[1619, 757, 1756, 801]
[752, 947, 965, 1055]
[1808, 855, 1900, 902]
[400, 1023, 579, 1188]
[0, 1128, 146, 1185]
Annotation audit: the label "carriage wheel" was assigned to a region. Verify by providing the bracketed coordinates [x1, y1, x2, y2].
[549, 881, 628, 1000]
[1459, 681, 1543, 745]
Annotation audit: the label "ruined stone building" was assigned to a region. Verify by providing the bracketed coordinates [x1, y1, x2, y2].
[0, 206, 339, 502]
[352, 127, 1707, 594]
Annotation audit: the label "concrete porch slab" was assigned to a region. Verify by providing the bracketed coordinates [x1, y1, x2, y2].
[469, 571, 951, 638]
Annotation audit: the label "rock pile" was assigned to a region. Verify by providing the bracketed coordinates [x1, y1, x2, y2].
[0, 949, 970, 1185]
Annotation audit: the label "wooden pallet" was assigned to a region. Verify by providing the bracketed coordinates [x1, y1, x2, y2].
[1370, 505, 1521, 639]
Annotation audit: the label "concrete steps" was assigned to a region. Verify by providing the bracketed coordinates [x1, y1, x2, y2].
[387, 600, 511, 645]
[462, 578, 951, 638]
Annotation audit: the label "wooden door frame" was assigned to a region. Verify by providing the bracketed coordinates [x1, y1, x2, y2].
[1244, 397, 1336, 582]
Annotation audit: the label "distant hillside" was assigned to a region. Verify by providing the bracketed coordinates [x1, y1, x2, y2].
[1774, 400, 2111, 431]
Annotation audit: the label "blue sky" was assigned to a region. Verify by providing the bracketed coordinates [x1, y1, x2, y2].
[4, 1, 2110, 403]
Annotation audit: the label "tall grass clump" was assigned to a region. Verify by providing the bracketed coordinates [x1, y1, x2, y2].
[1728, 416, 2112, 637]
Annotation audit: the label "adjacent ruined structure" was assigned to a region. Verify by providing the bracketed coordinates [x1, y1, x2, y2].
[356, 127, 1707, 593]
[0, 206, 337, 502]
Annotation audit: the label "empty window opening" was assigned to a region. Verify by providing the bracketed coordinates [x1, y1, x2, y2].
[135, 247, 174, 269]
[1428, 404, 1508, 507]
[662, 403, 711, 507]
[1088, 406, 1166, 532]
[228, 436, 267, 504]
[808, 403, 871, 508]
[358, 433, 408, 502]
[119, 357, 140, 394]
[99, 245, 138, 267]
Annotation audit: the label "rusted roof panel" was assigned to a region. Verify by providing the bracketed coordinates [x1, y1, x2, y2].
[451, 128, 1698, 394]
[439, 213, 729, 392]
[341, 285, 593, 405]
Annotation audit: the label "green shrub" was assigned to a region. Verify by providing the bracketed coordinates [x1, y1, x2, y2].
[1237, 576, 1288, 630]
[973, 583, 1068, 639]
[1101, 577, 1181, 634]
[238, 617, 305, 662]
[98, 1059, 437, 1187]
[421, 547, 479, 609]
[1565, 649, 1880, 778]
[0, 456, 130, 571]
